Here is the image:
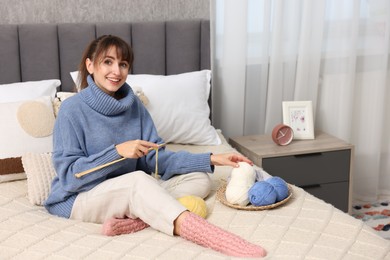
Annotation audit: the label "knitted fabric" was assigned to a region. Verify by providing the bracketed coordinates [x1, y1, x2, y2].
[21, 152, 56, 205]
[177, 195, 208, 218]
[17, 100, 55, 137]
[179, 212, 266, 258]
[266, 176, 289, 201]
[102, 217, 149, 236]
[45, 76, 213, 218]
[225, 162, 256, 206]
[248, 181, 277, 206]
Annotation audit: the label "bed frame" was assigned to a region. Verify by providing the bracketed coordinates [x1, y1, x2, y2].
[0, 20, 210, 92]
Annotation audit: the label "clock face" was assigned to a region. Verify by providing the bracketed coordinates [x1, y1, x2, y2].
[272, 124, 294, 145]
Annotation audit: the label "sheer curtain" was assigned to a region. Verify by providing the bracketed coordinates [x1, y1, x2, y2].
[211, 0, 390, 202]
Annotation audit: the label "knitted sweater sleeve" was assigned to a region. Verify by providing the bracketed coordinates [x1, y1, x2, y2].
[52, 111, 122, 193]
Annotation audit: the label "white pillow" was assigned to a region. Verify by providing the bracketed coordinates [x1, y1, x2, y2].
[126, 70, 221, 145]
[0, 79, 60, 103]
[70, 71, 81, 91]
[71, 70, 221, 145]
[0, 96, 55, 159]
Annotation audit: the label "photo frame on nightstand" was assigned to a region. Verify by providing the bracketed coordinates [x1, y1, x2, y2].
[282, 101, 315, 140]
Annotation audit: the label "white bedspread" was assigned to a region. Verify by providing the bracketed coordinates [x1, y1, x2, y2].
[1, 131, 389, 259]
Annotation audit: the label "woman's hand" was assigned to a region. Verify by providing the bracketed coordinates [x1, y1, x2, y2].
[210, 153, 253, 168]
[115, 140, 159, 159]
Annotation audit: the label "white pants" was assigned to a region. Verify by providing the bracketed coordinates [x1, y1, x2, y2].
[70, 171, 211, 235]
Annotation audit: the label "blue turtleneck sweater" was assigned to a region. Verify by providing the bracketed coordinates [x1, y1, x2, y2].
[44, 76, 213, 218]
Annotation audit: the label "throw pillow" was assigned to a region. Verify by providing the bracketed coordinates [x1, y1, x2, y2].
[0, 96, 55, 182]
[21, 152, 56, 206]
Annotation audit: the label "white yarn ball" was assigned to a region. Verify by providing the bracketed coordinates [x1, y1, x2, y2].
[225, 162, 256, 206]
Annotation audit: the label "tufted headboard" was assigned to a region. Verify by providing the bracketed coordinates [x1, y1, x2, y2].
[0, 20, 210, 92]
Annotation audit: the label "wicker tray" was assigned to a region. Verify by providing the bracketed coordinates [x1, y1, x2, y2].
[216, 183, 293, 210]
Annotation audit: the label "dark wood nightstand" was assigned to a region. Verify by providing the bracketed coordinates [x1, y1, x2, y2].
[229, 132, 354, 213]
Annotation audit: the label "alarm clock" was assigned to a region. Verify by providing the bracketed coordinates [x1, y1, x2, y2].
[272, 124, 294, 146]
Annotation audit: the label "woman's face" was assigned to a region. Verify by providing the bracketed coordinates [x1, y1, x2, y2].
[86, 46, 129, 96]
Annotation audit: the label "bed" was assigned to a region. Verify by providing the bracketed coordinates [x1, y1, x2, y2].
[1, 20, 390, 259]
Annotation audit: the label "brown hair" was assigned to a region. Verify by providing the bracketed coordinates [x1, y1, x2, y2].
[77, 35, 134, 90]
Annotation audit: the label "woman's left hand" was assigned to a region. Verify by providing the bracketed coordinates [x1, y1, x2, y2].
[210, 153, 253, 168]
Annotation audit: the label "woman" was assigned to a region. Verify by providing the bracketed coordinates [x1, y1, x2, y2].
[44, 35, 266, 258]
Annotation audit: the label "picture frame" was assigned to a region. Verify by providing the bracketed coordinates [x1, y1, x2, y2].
[282, 101, 315, 140]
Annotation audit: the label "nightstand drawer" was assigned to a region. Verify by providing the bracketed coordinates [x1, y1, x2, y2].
[303, 182, 349, 212]
[262, 150, 350, 187]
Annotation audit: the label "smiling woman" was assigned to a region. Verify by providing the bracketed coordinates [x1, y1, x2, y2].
[44, 33, 265, 258]
[79, 35, 133, 96]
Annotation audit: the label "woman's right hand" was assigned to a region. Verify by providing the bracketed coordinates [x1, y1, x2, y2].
[115, 140, 159, 159]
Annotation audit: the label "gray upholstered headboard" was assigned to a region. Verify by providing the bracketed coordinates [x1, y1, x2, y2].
[0, 20, 210, 92]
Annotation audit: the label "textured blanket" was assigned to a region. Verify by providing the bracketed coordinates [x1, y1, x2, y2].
[1, 133, 389, 259]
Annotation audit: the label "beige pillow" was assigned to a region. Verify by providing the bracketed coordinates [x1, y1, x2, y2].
[53, 92, 76, 117]
[21, 153, 56, 206]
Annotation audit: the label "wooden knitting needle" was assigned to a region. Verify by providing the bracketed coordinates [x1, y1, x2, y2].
[75, 157, 126, 178]
[75, 143, 166, 178]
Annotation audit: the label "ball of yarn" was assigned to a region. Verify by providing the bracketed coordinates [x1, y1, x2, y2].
[266, 176, 289, 201]
[178, 195, 208, 218]
[225, 162, 256, 206]
[248, 181, 277, 206]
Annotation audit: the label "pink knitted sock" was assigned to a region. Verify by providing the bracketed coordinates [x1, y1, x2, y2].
[179, 213, 266, 258]
[102, 217, 149, 236]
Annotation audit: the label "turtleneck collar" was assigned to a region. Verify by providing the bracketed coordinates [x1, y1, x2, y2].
[80, 75, 135, 116]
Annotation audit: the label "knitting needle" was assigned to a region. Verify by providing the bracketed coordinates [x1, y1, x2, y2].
[75, 157, 126, 178]
[75, 143, 166, 178]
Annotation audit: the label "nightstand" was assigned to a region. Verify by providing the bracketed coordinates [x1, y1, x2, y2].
[229, 132, 354, 213]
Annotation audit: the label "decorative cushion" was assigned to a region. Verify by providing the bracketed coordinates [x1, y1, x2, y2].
[0, 79, 59, 182]
[0, 79, 60, 103]
[0, 96, 55, 182]
[21, 152, 56, 206]
[71, 70, 220, 145]
[53, 92, 76, 117]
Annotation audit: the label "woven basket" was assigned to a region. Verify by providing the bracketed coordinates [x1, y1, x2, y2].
[216, 183, 293, 211]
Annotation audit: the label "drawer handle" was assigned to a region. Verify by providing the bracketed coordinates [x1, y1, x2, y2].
[294, 152, 322, 158]
[300, 184, 321, 189]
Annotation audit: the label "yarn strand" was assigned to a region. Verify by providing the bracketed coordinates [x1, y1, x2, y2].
[154, 146, 159, 179]
[151, 142, 165, 179]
